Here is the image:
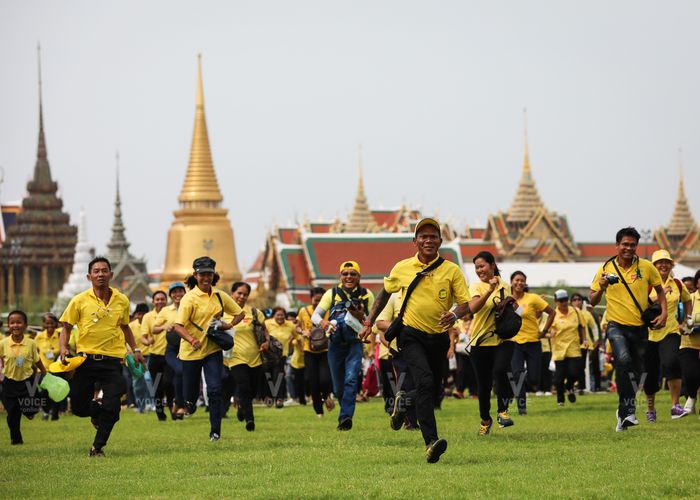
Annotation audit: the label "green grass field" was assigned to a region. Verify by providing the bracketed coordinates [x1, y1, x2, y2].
[2, 392, 699, 499]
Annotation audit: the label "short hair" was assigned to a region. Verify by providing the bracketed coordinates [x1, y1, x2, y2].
[42, 312, 59, 323]
[271, 306, 286, 317]
[310, 287, 325, 297]
[134, 303, 150, 314]
[231, 281, 252, 294]
[473, 251, 501, 277]
[570, 293, 585, 302]
[615, 227, 641, 244]
[510, 270, 526, 282]
[88, 256, 111, 273]
[682, 276, 694, 283]
[152, 290, 167, 301]
[7, 310, 28, 324]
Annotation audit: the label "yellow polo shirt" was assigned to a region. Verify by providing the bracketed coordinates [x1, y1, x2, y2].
[580, 309, 599, 350]
[128, 319, 149, 356]
[318, 286, 375, 316]
[176, 287, 243, 361]
[539, 312, 551, 353]
[376, 293, 400, 357]
[591, 257, 662, 327]
[229, 305, 266, 368]
[550, 307, 584, 361]
[59, 287, 131, 358]
[0, 336, 40, 381]
[513, 293, 549, 344]
[384, 254, 470, 334]
[290, 331, 305, 369]
[34, 329, 60, 369]
[469, 277, 510, 347]
[682, 290, 700, 350]
[141, 308, 170, 356]
[649, 276, 692, 342]
[265, 319, 296, 357]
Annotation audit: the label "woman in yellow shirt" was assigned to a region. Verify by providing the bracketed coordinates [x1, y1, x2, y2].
[542, 290, 587, 407]
[510, 271, 554, 415]
[35, 313, 62, 421]
[679, 271, 699, 414]
[141, 290, 174, 421]
[0, 310, 46, 445]
[264, 307, 296, 408]
[288, 311, 307, 406]
[467, 251, 516, 435]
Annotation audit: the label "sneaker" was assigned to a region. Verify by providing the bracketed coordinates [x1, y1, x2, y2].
[615, 410, 625, 432]
[567, 391, 576, 403]
[683, 397, 696, 415]
[245, 420, 255, 432]
[622, 413, 639, 429]
[497, 411, 514, 428]
[89, 446, 105, 457]
[156, 410, 167, 422]
[337, 417, 353, 431]
[478, 419, 492, 436]
[390, 391, 407, 431]
[535, 391, 544, 396]
[50, 414, 59, 421]
[41, 412, 50, 421]
[518, 408, 527, 416]
[671, 403, 690, 420]
[558, 402, 564, 407]
[544, 391, 552, 396]
[209, 433, 220, 442]
[283, 398, 298, 407]
[646, 410, 657, 423]
[425, 438, 448, 464]
[324, 396, 335, 412]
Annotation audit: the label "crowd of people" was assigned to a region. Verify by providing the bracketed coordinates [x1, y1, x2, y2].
[1, 221, 699, 464]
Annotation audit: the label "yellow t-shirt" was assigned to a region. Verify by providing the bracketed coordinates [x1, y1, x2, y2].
[265, 319, 296, 357]
[34, 329, 60, 369]
[539, 312, 551, 353]
[0, 336, 40, 381]
[141, 308, 170, 356]
[469, 277, 510, 347]
[59, 287, 131, 358]
[376, 293, 400, 357]
[384, 254, 470, 334]
[580, 309, 599, 350]
[290, 331, 305, 369]
[681, 290, 700, 350]
[591, 257, 662, 327]
[550, 307, 584, 361]
[176, 287, 243, 361]
[128, 319, 149, 356]
[513, 293, 549, 344]
[649, 276, 692, 342]
[229, 305, 266, 368]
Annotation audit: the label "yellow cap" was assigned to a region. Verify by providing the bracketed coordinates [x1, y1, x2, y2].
[339, 260, 361, 274]
[414, 217, 441, 236]
[48, 355, 87, 374]
[651, 249, 674, 265]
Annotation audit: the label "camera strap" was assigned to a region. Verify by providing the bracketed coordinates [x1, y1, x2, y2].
[610, 258, 645, 319]
[190, 292, 225, 332]
[396, 257, 446, 322]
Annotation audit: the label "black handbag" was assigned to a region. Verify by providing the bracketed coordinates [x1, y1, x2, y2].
[191, 293, 234, 351]
[610, 259, 662, 328]
[252, 308, 283, 364]
[384, 257, 445, 342]
[492, 288, 523, 340]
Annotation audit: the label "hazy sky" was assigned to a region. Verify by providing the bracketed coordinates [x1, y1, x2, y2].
[1, 0, 698, 273]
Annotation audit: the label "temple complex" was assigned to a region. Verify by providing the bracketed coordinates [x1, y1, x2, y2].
[161, 55, 241, 286]
[0, 52, 77, 307]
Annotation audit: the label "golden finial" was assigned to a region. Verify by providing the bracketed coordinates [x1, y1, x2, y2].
[523, 107, 530, 174]
[196, 53, 204, 109]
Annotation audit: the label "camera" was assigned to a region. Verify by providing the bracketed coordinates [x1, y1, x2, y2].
[344, 298, 363, 310]
[604, 273, 620, 285]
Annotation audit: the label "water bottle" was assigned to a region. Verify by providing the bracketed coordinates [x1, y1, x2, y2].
[344, 312, 363, 333]
[326, 320, 337, 336]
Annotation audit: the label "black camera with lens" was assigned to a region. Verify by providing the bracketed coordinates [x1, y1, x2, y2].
[605, 273, 620, 285]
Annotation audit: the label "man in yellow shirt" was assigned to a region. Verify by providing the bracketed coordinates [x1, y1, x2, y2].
[590, 227, 667, 432]
[312, 261, 374, 431]
[360, 218, 471, 464]
[59, 256, 146, 457]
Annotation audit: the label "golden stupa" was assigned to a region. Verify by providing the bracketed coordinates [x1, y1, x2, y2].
[161, 55, 241, 285]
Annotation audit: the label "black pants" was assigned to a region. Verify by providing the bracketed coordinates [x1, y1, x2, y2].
[2, 377, 41, 444]
[577, 349, 588, 391]
[221, 366, 237, 416]
[679, 348, 700, 400]
[471, 342, 515, 422]
[398, 328, 449, 446]
[262, 357, 287, 401]
[607, 322, 647, 417]
[71, 357, 126, 450]
[148, 354, 174, 413]
[590, 349, 602, 391]
[391, 349, 418, 427]
[644, 334, 682, 395]
[554, 357, 580, 403]
[455, 353, 478, 396]
[510, 342, 542, 411]
[304, 351, 332, 415]
[378, 358, 395, 413]
[540, 349, 553, 392]
[165, 343, 184, 409]
[232, 364, 261, 423]
[293, 367, 306, 404]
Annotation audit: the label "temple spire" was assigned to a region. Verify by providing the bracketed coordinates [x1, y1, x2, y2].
[33, 43, 52, 185]
[106, 151, 131, 261]
[507, 108, 544, 224]
[177, 54, 224, 208]
[346, 145, 372, 232]
[667, 150, 697, 236]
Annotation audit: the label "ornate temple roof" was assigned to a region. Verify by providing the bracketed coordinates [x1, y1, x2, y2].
[506, 113, 544, 224]
[666, 167, 696, 237]
[345, 146, 374, 232]
[105, 156, 131, 262]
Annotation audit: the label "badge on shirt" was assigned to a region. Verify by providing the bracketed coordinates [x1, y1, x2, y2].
[46, 351, 55, 360]
[438, 289, 447, 300]
[15, 355, 24, 367]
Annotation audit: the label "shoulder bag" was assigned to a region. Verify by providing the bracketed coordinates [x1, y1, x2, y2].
[610, 258, 661, 328]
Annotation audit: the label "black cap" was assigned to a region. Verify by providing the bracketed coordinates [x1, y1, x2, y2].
[193, 256, 216, 273]
[134, 303, 150, 314]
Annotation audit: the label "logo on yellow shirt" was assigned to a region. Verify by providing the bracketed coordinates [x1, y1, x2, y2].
[438, 289, 447, 300]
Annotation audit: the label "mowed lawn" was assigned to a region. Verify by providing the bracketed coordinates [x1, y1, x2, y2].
[2, 392, 699, 499]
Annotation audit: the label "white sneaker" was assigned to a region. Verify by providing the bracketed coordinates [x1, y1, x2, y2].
[615, 410, 625, 432]
[623, 413, 639, 428]
[683, 397, 696, 415]
[544, 391, 552, 396]
[535, 391, 544, 396]
[283, 398, 298, 407]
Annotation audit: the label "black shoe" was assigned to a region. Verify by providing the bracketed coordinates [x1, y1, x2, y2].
[89, 446, 105, 457]
[390, 391, 407, 431]
[245, 420, 255, 432]
[209, 432, 220, 442]
[11, 438, 23, 445]
[185, 401, 197, 415]
[337, 417, 353, 431]
[51, 414, 59, 421]
[567, 391, 576, 403]
[426, 438, 448, 464]
[156, 410, 167, 422]
[237, 407, 245, 422]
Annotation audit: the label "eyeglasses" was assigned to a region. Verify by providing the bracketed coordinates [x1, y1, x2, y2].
[341, 271, 359, 277]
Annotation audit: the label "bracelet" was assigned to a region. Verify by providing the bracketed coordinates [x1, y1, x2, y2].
[133, 348, 141, 353]
[450, 311, 458, 321]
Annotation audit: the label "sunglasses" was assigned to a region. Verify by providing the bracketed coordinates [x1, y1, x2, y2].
[341, 271, 359, 277]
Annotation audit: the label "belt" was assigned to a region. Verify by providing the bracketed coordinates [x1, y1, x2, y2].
[80, 353, 122, 362]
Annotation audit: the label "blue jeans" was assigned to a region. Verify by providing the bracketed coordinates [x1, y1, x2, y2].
[607, 321, 648, 417]
[182, 351, 223, 435]
[327, 341, 363, 421]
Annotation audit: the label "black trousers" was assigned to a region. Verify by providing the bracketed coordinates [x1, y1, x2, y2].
[2, 377, 41, 444]
[398, 328, 449, 446]
[577, 349, 588, 390]
[292, 367, 306, 404]
[262, 357, 287, 401]
[540, 349, 553, 392]
[554, 357, 580, 403]
[221, 366, 237, 416]
[590, 348, 602, 391]
[378, 358, 395, 413]
[644, 334, 682, 395]
[510, 342, 542, 411]
[148, 354, 174, 412]
[71, 357, 126, 450]
[391, 349, 418, 427]
[304, 351, 332, 415]
[455, 352, 478, 396]
[679, 348, 700, 399]
[232, 364, 261, 423]
[471, 342, 515, 422]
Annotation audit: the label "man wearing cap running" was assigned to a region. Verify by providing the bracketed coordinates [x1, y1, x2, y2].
[360, 218, 471, 463]
[312, 261, 374, 431]
[590, 227, 667, 431]
[59, 256, 146, 457]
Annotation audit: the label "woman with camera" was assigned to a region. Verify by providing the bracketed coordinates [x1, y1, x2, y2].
[264, 307, 296, 408]
[644, 250, 693, 421]
[172, 257, 245, 442]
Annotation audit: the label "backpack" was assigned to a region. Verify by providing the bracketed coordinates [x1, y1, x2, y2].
[492, 288, 523, 340]
[301, 305, 329, 352]
[328, 287, 369, 345]
[252, 308, 283, 364]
